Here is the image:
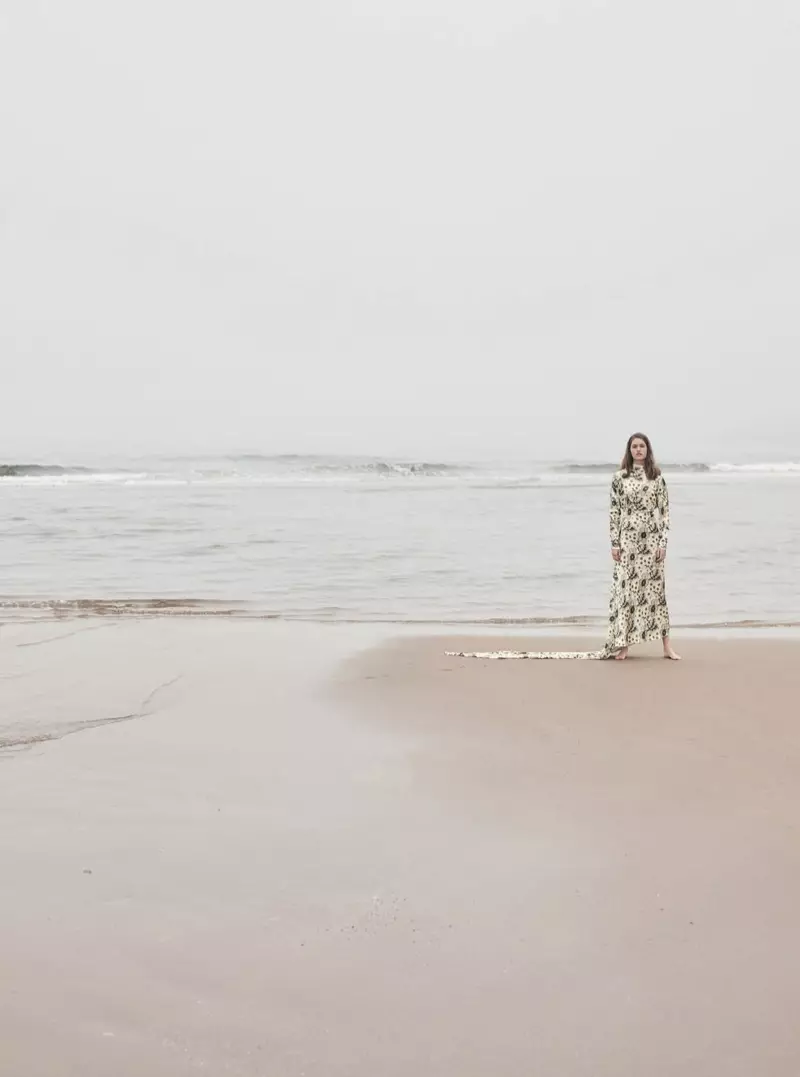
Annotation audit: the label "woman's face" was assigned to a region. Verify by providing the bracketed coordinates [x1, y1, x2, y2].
[630, 438, 648, 462]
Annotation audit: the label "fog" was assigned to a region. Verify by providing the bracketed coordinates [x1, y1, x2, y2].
[2, 1, 798, 461]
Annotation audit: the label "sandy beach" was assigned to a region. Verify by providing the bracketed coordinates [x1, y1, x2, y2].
[3, 620, 800, 1076]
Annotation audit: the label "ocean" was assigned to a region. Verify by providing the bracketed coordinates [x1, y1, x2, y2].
[2, 454, 799, 628]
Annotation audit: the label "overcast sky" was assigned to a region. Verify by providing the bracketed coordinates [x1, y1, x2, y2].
[2, 0, 798, 461]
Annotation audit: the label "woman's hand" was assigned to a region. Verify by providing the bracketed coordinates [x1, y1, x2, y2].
[656, 548, 666, 562]
[611, 548, 621, 562]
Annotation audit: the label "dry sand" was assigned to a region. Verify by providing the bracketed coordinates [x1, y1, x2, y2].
[2, 621, 800, 1076]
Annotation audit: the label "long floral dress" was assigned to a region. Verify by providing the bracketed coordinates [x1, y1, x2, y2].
[607, 463, 667, 646]
[446, 466, 672, 660]
[607, 465, 670, 651]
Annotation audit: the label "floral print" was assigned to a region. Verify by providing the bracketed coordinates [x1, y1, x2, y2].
[606, 466, 670, 651]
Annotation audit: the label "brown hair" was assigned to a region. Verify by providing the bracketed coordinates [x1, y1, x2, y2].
[621, 432, 661, 480]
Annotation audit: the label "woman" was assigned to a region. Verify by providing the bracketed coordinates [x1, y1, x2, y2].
[608, 433, 679, 660]
[446, 433, 680, 661]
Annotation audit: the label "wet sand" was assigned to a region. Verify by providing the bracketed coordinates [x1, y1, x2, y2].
[2, 622, 800, 1076]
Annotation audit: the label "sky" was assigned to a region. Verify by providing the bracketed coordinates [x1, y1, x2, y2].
[1, 0, 799, 462]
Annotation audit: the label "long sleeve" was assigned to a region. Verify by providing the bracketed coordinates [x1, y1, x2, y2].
[609, 474, 622, 549]
[657, 476, 670, 550]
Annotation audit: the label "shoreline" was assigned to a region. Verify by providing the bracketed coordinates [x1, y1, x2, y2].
[1, 598, 798, 635]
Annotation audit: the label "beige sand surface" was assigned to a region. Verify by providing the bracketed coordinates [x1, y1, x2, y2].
[2, 622, 800, 1076]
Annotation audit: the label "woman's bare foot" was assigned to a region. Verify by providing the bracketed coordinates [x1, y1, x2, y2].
[663, 639, 681, 660]
[615, 647, 629, 661]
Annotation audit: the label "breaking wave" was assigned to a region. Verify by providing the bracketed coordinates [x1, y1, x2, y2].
[1, 464, 96, 477]
[556, 462, 714, 473]
[0, 456, 466, 483]
[2, 455, 798, 486]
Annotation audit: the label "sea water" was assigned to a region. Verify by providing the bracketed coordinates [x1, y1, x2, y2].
[1, 454, 799, 627]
